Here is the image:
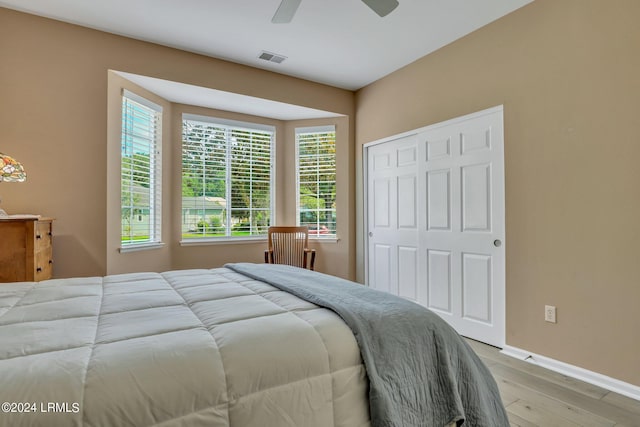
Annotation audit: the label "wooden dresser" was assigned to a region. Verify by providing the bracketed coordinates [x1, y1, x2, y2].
[0, 217, 54, 282]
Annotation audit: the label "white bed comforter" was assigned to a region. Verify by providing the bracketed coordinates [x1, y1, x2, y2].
[0, 268, 370, 427]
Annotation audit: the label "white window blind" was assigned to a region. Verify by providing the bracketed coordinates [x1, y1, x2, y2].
[296, 125, 336, 238]
[182, 114, 274, 240]
[120, 90, 162, 247]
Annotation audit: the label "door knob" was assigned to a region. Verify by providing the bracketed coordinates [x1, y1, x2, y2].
[368, 232, 373, 237]
[493, 239, 502, 247]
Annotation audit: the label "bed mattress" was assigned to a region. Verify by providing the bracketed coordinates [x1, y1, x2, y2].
[0, 268, 370, 426]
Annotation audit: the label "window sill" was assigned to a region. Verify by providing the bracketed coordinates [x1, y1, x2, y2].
[119, 242, 165, 253]
[180, 237, 267, 246]
[179, 236, 340, 246]
[309, 237, 340, 244]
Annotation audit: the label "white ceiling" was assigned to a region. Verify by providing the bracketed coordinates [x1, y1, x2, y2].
[1, 0, 533, 91]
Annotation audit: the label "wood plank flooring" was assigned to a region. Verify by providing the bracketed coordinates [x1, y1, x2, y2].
[466, 339, 640, 427]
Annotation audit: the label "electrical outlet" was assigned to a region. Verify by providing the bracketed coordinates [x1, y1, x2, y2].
[545, 305, 557, 323]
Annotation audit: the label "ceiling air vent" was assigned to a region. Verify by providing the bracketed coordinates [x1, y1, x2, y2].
[258, 51, 287, 64]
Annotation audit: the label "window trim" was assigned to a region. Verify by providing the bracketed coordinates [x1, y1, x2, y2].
[120, 89, 163, 250]
[181, 113, 276, 242]
[119, 242, 165, 253]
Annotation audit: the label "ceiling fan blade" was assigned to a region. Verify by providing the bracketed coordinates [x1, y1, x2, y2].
[361, 0, 399, 17]
[272, 0, 302, 24]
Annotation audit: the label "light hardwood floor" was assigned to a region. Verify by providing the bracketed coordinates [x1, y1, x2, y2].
[466, 339, 640, 427]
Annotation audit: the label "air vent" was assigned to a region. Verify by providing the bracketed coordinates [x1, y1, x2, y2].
[258, 51, 287, 64]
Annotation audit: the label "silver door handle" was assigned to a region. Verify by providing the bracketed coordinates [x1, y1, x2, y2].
[369, 232, 373, 237]
[493, 239, 502, 247]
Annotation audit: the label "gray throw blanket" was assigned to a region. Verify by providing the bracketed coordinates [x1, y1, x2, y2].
[226, 263, 509, 427]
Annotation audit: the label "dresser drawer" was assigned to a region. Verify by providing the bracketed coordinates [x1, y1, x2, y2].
[0, 217, 54, 283]
[35, 220, 53, 250]
[0, 222, 28, 282]
[35, 247, 53, 281]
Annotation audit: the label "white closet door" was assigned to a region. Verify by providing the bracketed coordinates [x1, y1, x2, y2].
[366, 107, 505, 347]
[367, 135, 419, 301]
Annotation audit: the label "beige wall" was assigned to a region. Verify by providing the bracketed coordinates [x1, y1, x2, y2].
[355, 0, 640, 386]
[2, 0, 639, 388]
[0, 8, 355, 279]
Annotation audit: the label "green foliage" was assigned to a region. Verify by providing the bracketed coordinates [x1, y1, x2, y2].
[210, 216, 224, 233]
[122, 153, 152, 188]
[195, 215, 225, 234]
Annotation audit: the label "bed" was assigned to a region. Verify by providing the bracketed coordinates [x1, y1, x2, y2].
[0, 263, 508, 427]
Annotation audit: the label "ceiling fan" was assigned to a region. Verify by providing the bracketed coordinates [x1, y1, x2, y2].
[272, 0, 399, 24]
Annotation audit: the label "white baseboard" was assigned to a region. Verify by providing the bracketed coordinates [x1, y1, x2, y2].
[500, 345, 640, 402]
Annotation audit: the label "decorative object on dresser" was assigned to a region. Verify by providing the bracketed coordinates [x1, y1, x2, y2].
[0, 152, 27, 218]
[0, 152, 27, 182]
[0, 217, 54, 282]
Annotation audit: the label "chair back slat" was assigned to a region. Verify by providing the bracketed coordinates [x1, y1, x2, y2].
[267, 226, 310, 268]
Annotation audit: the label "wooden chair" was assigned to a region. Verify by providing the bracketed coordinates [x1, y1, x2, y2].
[264, 226, 316, 270]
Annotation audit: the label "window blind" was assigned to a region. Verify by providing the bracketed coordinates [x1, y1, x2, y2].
[182, 115, 274, 239]
[296, 125, 336, 238]
[120, 90, 162, 246]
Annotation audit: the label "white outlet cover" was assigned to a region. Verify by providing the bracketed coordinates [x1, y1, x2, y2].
[545, 305, 557, 323]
